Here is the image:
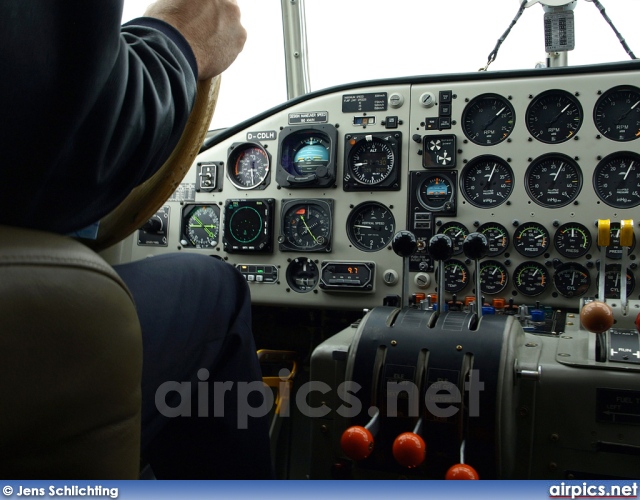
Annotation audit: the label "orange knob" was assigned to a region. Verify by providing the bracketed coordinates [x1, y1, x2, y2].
[392, 432, 426, 468]
[340, 426, 374, 461]
[580, 301, 614, 333]
[445, 463, 479, 479]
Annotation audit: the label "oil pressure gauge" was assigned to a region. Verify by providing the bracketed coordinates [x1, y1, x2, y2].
[513, 222, 550, 257]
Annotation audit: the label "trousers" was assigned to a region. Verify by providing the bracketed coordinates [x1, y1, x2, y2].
[114, 253, 273, 479]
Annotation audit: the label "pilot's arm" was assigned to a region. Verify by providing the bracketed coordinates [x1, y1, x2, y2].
[0, 0, 245, 235]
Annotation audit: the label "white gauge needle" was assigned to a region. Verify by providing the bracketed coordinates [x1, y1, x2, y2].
[623, 161, 635, 180]
[552, 163, 564, 181]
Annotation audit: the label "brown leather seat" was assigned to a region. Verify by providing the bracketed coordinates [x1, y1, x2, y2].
[0, 225, 142, 478]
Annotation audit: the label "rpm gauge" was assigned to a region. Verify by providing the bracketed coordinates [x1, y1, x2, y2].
[280, 199, 333, 252]
[462, 93, 515, 146]
[525, 154, 582, 208]
[593, 85, 640, 142]
[526, 89, 583, 144]
[460, 156, 514, 208]
[227, 142, 271, 190]
[593, 152, 640, 208]
[346, 202, 395, 252]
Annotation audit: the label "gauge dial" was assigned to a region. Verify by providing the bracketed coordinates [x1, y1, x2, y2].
[347, 135, 396, 185]
[227, 143, 271, 189]
[513, 261, 550, 297]
[440, 259, 470, 294]
[182, 205, 220, 248]
[460, 156, 514, 208]
[597, 221, 636, 260]
[525, 154, 582, 208]
[594, 85, 640, 142]
[597, 264, 636, 300]
[514, 222, 550, 257]
[462, 93, 515, 145]
[281, 200, 332, 252]
[417, 174, 456, 211]
[478, 260, 509, 295]
[526, 89, 583, 143]
[438, 222, 469, 256]
[477, 222, 510, 257]
[286, 257, 320, 293]
[553, 222, 592, 258]
[553, 262, 591, 298]
[223, 199, 274, 253]
[593, 152, 640, 208]
[346, 202, 395, 252]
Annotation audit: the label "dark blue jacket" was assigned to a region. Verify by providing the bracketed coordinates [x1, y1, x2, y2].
[0, 0, 197, 233]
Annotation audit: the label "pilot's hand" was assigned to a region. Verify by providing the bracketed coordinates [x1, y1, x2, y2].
[144, 0, 247, 80]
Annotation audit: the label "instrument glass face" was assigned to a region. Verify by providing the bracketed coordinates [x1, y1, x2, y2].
[460, 156, 514, 208]
[281, 200, 333, 252]
[462, 93, 515, 146]
[346, 202, 395, 252]
[227, 143, 271, 189]
[593, 85, 640, 142]
[592, 152, 640, 208]
[347, 136, 396, 185]
[524, 154, 582, 208]
[525, 89, 583, 144]
[181, 205, 220, 248]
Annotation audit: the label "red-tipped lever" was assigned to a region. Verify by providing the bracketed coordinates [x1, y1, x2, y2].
[392, 418, 426, 468]
[445, 440, 479, 480]
[340, 409, 379, 461]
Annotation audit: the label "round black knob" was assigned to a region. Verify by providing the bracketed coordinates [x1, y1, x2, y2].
[392, 230, 418, 258]
[462, 232, 488, 260]
[141, 216, 163, 233]
[428, 234, 453, 261]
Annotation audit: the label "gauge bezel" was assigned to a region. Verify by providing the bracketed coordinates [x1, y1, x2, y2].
[279, 199, 333, 253]
[440, 259, 470, 294]
[180, 204, 220, 249]
[461, 93, 516, 146]
[226, 142, 272, 190]
[477, 222, 510, 257]
[276, 125, 338, 188]
[346, 201, 395, 253]
[513, 261, 551, 297]
[524, 153, 583, 208]
[286, 257, 319, 293]
[553, 222, 592, 258]
[438, 222, 469, 256]
[343, 132, 401, 191]
[596, 221, 637, 260]
[223, 198, 275, 253]
[460, 155, 514, 208]
[477, 259, 509, 295]
[597, 264, 636, 300]
[593, 85, 640, 142]
[553, 262, 591, 298]
[525, 89, 583, 144]
[416, 172, 457, 212]
[513, 222, 551, 258]
[592, 151, 640, 209]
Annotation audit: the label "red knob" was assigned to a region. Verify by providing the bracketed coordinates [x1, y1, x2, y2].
[445, 463, 479, 480]
[580, 301, 614, 333]
[635, 312, 640, 333]
[392, 432, 426, 468]
[340, 426, 374, 461]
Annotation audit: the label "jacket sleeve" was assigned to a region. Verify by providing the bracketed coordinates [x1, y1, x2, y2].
[0, 0, 198, 234]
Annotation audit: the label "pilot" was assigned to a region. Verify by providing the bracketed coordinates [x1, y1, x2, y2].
[0, 0, 272, 479]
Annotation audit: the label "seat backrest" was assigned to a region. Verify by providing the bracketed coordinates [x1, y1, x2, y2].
[0, 225, 142, 478]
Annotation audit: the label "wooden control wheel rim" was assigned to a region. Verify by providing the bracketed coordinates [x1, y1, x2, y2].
[88, 76, 221, 252]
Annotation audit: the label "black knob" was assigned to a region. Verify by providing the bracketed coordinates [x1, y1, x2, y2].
[392, 230, 418, 257]
[428, 234, 453, 261]
[462, 232, 488, 260]
[141, 216, 163, 233]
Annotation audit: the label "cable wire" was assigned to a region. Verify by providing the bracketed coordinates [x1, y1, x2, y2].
[480, 0, 529, 71]
[589, 0, 637, 60]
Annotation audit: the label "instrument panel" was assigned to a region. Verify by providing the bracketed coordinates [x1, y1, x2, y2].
[124, 61, 640, 312]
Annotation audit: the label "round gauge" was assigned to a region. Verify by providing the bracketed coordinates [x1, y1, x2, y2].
[182, 205, 219, 248]
[460, 156, 514, 208]
[462, 93, 516, 146]
[525, 154, 582, 208]
[593, 152, 640, 209]
[526, 89, 583, 143]
[227, 143, 271, 189]
[290, 136, 330, 176]
[597, 222, 636, 260]
[513, 261, 550, 297]
[553, 262, 591, 298]
[286, 257, 319, 293]
[417, 174, 456, 211]
[282, 202, 332, 251]
[478, 260, 509, 295]
[438, 222, 469, 256]
[229, 205, 263, 244]
[347, 136, 396, 185]
[597, 264, 636, 300]
[553, 222, 592, 258]
[346, 202, 395, 252]
[593, 85, 640, 142]
[439, 259, 470, 294]
[513, 222, 550, 257]
[477, 222, 510, 257]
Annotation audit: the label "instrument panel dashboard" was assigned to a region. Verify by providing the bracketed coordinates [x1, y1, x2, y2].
[123, 61, 640, 312]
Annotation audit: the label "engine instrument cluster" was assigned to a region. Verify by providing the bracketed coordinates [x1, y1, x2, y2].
[128, 61, 640, 312]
